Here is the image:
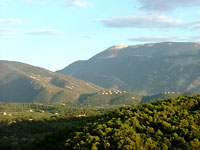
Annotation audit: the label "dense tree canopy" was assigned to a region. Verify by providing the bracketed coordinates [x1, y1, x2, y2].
[60, 96, 200, 149]
[1, 96, 200, 150]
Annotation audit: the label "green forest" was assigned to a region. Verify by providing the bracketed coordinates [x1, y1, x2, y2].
[58, 96, 200, 150]
[1, 95, 199, 149]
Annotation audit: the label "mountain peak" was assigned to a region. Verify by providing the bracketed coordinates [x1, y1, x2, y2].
[109, 44, 128, 50]
[58, 42, 200, 94]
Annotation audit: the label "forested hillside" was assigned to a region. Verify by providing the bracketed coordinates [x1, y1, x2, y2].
[78, 90, 142, 106]
[36, 96, 200, 150]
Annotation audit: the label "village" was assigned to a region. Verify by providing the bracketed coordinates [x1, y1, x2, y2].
[98, 90, 127, 95]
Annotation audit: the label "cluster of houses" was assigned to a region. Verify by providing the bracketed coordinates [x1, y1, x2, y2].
[162, 92, 181, 94]
[29, 109, 45, 113]
[1, 112, 15, 117]
[76, 114, 86, 117]
[1, 109, 46, 117]
[98, 90, 127, 95]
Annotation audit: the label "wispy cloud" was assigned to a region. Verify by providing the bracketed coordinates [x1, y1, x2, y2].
[24, 0, 45, 4]
[25, 0, 91, 7]
[129, 36, 187, 42]
[0, 28, 12, 32]
[136, 0, 200, 12]
[0, 28, 66, 37]
[0, 28, 23, 37]
[97, 14, 183, 29]
[0, 32, 22, 37]
[26, 29, 65, 36]
[97, 13, 200, 32]
[128, 35, 200, 43]
[0, 18, 22, 24]
[70, 0, 90, 7]
[81, 35, 94, 39]
[0, 0, 10, 3]
[189, 21, 200, 30]
[0, 0, 91, 7]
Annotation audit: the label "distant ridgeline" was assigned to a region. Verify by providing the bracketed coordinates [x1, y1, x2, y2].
[77, 90, 142, 106]
[58, 42, 200, 94]
[77, 90, 200, 106]
[1, 42, 200, 106]
[140, 91, 200, 104]
[0, 59, 199, 107]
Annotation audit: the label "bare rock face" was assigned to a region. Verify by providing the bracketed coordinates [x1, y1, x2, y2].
[110, 44, 129, 50]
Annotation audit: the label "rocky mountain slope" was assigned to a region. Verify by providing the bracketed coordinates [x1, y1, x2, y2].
[58, 42, 200, 94]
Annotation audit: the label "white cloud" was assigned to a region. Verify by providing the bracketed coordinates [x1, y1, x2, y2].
[97, 15, 183, 29]
[128, 35, 200, 43]
[97, 14, 200, 31]
[81, 35, 94, 39]
[0, 0, 11, 3]
[54, 0, 91, 7]
[0, 28, 66, 37]
[70, 0, 90, 7]
[0, 32, 22, 37]
[0, 28, 23, 37]
[0, 18, 22, 24]
[0, 28, 12, 32]
[24, 0, 43, 3]
[189, 21, 200, 30]
[0, 0, 91, 7]
[129, 36, 188, 42]
[136, 0, 200, 12]
[26, 29, 65, 36]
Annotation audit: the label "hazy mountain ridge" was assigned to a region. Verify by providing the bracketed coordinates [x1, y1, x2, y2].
[58, 42, 200, 94]
[0, 60, 103, 104]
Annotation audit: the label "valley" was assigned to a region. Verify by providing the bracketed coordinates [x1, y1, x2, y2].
[0, 96, 199, 149]
[2, 0, 200, 149]
[1, 42, 200, 150]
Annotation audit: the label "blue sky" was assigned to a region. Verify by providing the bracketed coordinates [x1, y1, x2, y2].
[0, 0, 200, 71]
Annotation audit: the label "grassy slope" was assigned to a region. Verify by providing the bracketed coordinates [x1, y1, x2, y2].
[0, 60, 103, 104]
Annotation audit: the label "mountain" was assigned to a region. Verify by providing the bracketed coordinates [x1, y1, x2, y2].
[57, 42, 200, 94]
[0, 60, 103, 104]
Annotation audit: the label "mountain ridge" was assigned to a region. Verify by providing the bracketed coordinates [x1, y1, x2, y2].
[0, 60, 103, 104]
[57, 42, 200, 94]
